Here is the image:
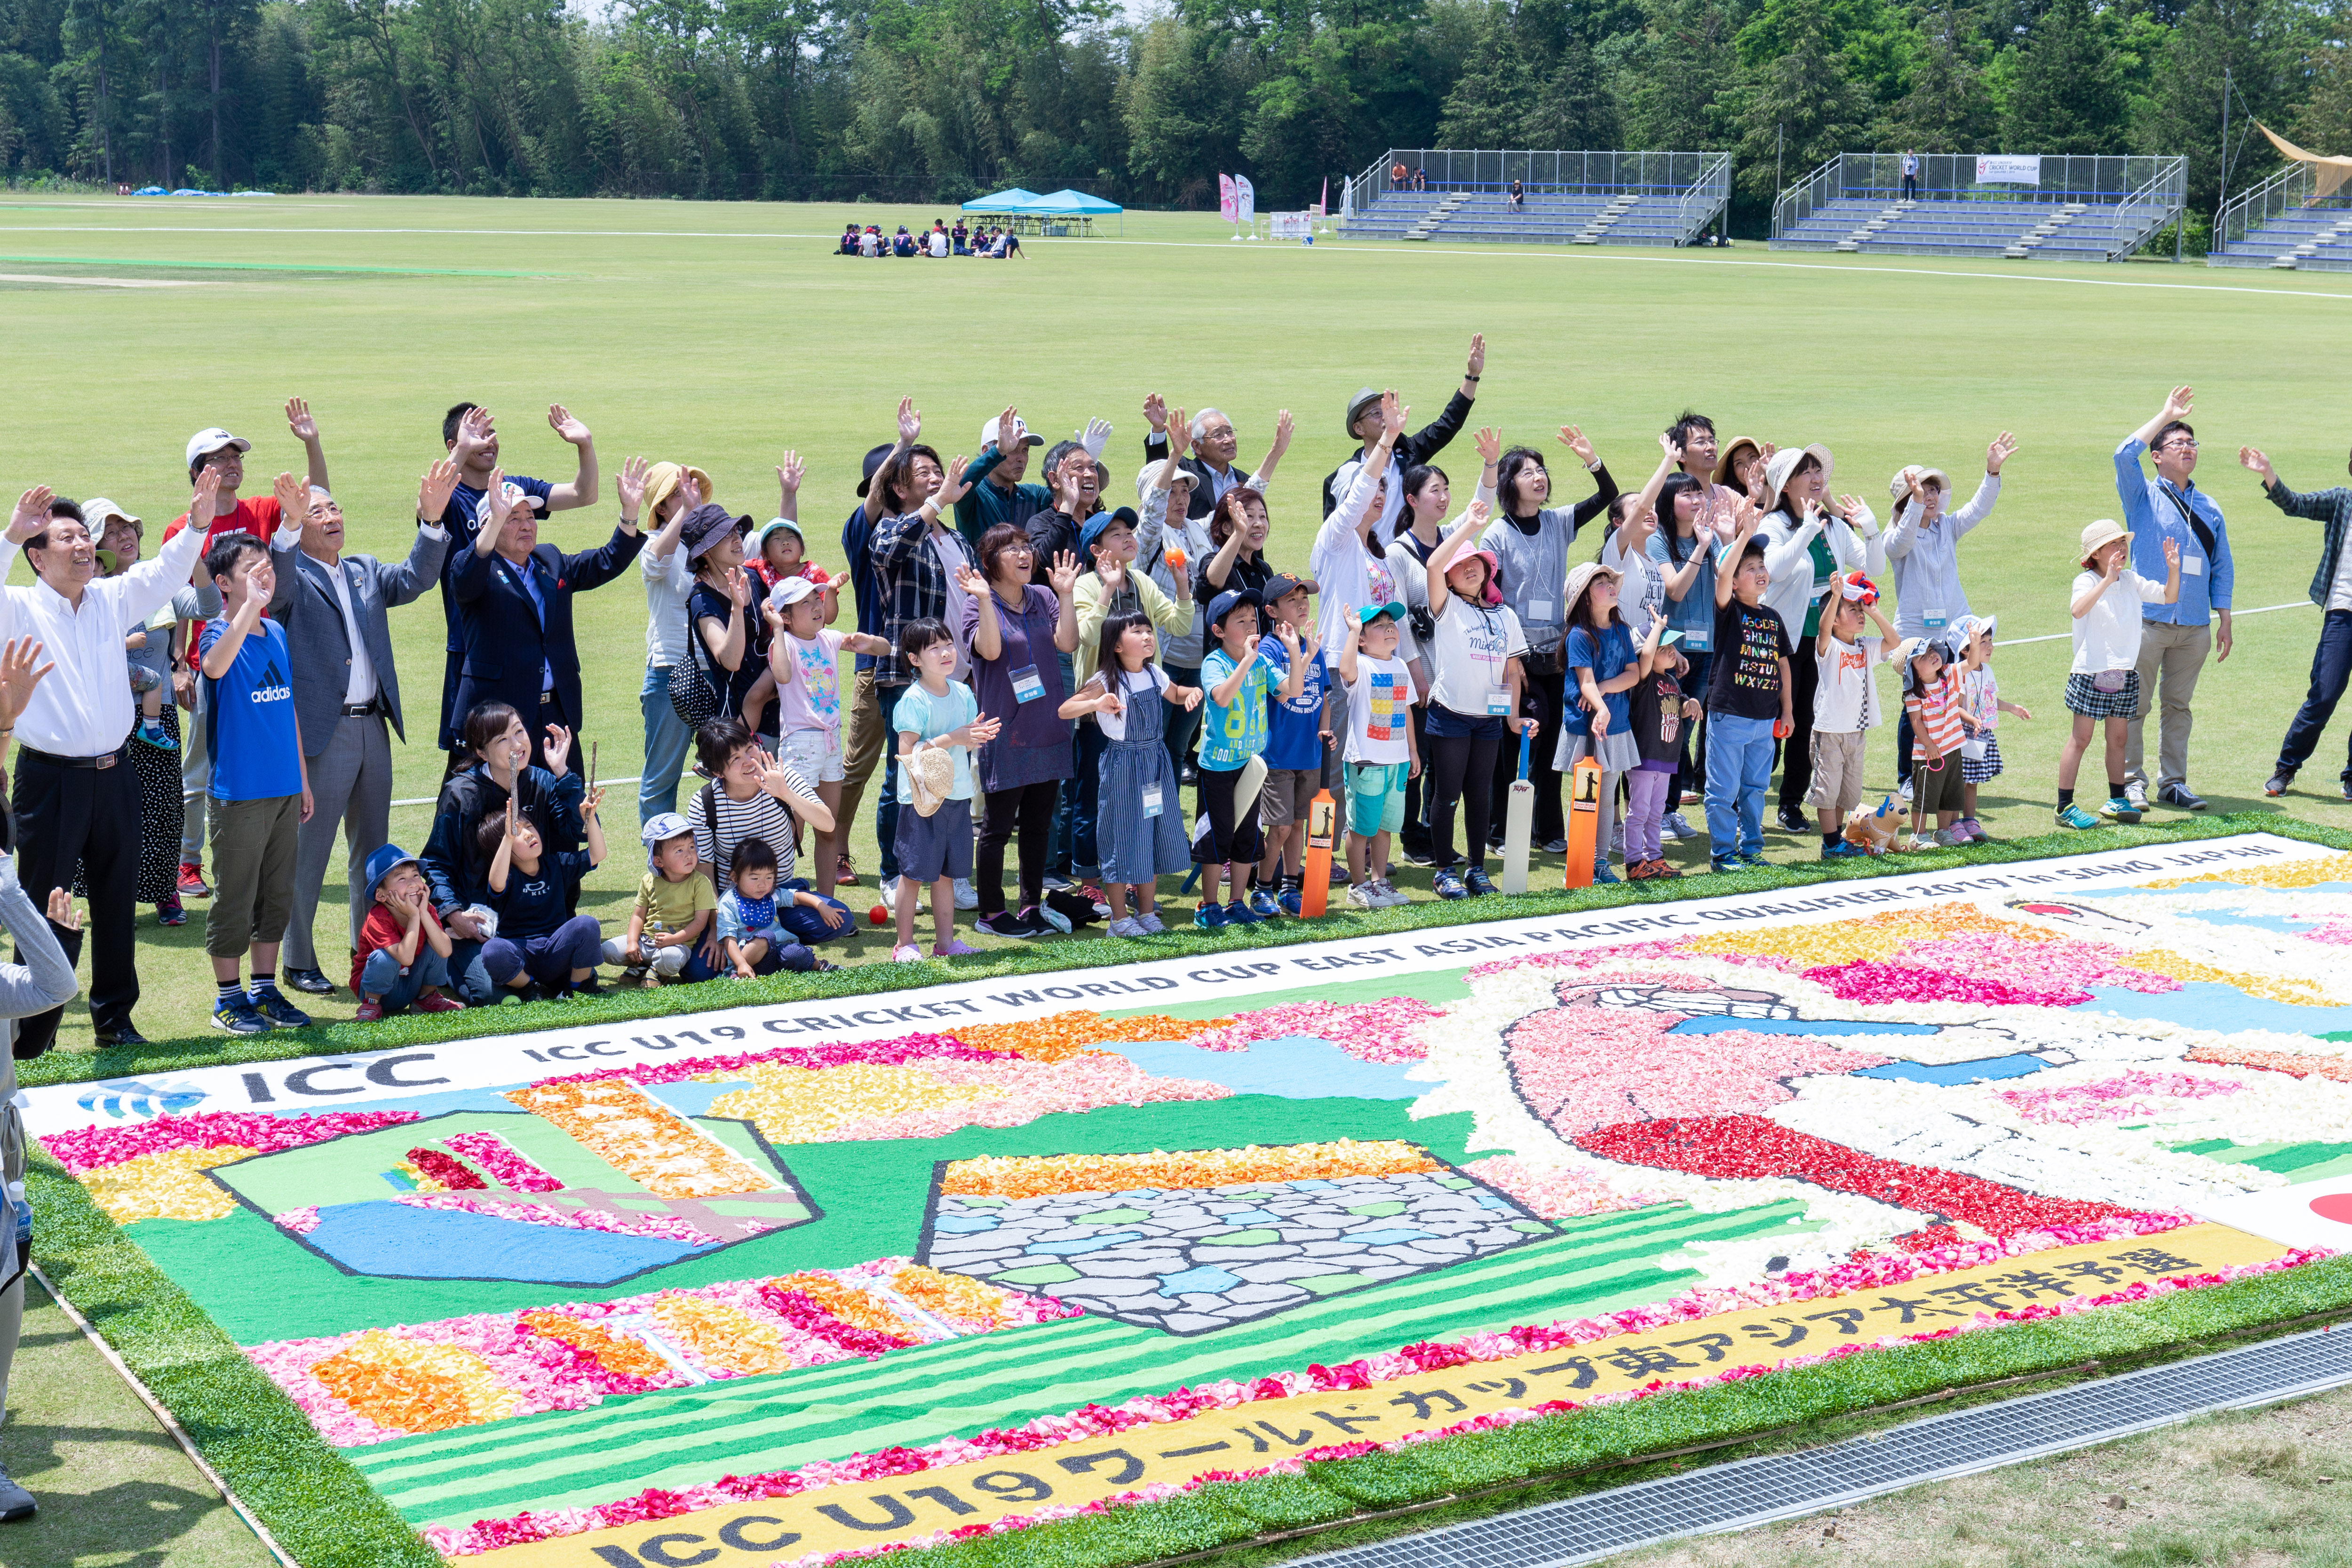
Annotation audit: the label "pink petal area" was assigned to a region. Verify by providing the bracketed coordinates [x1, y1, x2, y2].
[1998, 1069, 2243, 1127]
[826, 1054, 1229, 1141]
[40, 1110, 421, 1176]
[1182, 997, 1449, 1063]
[1459, 1156, 1662, 1218]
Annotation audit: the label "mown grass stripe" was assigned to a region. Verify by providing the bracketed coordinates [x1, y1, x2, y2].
[0, 251, 548, 276]
[381, 1204, 1800, 1523]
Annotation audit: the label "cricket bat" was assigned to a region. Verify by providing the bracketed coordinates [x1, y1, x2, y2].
[1500, 726, 1534, 894]
[1563, 756, 1601, 889]
[1301, 789, 1337, 916]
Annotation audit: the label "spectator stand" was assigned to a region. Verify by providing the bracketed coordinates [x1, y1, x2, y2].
[1771, 153, 2185, 263]
[2210, 128, 2352, 271]
[1339, 150, 1731, 247]
[959, 188, 1123, 237]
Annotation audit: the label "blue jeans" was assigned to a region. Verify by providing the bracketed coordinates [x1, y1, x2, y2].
[359, 946, 450, 1013]
[640, 665, 695, 827]
[2279, 608, 2352, 781]
[776, 881, 857, 944]
[1705, 712, 1775, 860]
[443, 937, 497, 1006]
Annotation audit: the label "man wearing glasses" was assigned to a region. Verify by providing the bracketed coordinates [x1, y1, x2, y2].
[2115, 385, 2233, 813]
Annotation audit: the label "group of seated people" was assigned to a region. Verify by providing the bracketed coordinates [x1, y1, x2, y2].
[838, 221, 1022, 259]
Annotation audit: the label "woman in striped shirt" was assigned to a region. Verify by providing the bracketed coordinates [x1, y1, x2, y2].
[683, 718, 856, 967]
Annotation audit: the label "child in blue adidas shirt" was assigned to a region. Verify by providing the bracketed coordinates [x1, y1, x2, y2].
[198, 535, 312, 1035]
[1253, 574, 1327, 917]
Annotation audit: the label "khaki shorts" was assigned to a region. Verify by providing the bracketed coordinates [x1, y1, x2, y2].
[1804, 728, 1867, 817]
[1258, 767, 1320, 828]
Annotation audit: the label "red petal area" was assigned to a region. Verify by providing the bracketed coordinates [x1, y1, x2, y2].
[1801, 960, 2090, 1008]
[1574, 1114, 2128, 1237]
[403, 1147, 489, 1190]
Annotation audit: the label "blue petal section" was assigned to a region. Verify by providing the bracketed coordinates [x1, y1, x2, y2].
[1102, 1036, 1426, 1100]
[1158, 1266, 1242, 1295]
[1855, 1053, 2055, 1086]
[2084, 982, 2351, 1038]
[931, 1214, 1000, 1234]
[302, 1201, 704, 1285]
[1667, 1017, 1944, 1038]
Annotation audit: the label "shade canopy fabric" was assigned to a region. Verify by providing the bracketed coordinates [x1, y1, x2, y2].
[959, 188, 1043, 213]
[959, 187, 1122, 216]
[2259, 123, 2352, 203]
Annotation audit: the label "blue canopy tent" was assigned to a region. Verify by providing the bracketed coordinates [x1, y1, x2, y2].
[959, 188, 1042, 214]
[957, 187, 1122, 236]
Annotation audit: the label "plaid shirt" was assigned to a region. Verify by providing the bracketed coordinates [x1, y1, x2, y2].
[2264, 478, 2352, 609]
[867, 508, 954, 682]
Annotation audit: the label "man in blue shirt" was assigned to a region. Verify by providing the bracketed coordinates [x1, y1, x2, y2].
[2114, 385, 2233, 812]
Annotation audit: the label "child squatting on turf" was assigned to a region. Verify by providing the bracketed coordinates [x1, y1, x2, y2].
[894, 618, 999, 961]
[1063, 611, 1202, 936]
[1810, 571, 1897, 859]
[1338, 602, 1420, 908]
[2059, 519, 2181, 829]
[481, 785, 608, 999]
[1706, 520, 1794, 873]
[605, 813, 720, 981]
[199, 533, 315, 1035]
[350, 846, 463, 1019]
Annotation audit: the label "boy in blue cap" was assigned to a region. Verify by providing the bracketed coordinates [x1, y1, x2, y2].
[350, 845, 461, 1019]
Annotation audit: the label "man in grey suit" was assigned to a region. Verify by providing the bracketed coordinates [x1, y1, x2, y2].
[269, 463, 455, 994]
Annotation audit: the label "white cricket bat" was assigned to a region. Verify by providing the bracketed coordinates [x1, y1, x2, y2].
[1501, 726, 1534, 894]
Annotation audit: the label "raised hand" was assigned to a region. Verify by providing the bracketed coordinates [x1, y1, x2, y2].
[761, 602, 786, 635]
[1986, 431, 2018, 475]
[1144, 392, 1168, 433]
[583, 784, 605, 819]
[995, 406, 1019, 454]
[284, 396, 320, 443]
[1830, 493, 1866, 522]
[2162, 538, 2181, 569]
[543, 722, 572, 775]
[1463, 496, 1491, 531]
[188, 466, 224, 525]
[474, 468, 509, 552]
[932, 455, 973, 509]
[1168, 412, 1191, 459]
[454, 405, 495, 463]
[548, 404, 592, 445]
[727, 566, 753, 608]
[896, 395, 921, 447]
[1558, 425, 1597, 466]
[2239, 445, 2274, 483]
[1270, 409, 1295, 459]
[1046, 550, 1080, 598]
[1473, 426, 1502, 469]
[1097, 555, 1126, 596]
[420, 457, 461, 521]
[506, 795, 520, 842]
[776, 451, 804, 498]
[272, 470, 308, 519]
[45, 886, 80, 932]
[1380, 390, 1405, 441]
[953, 564, 990, 597]
[6, 487, 52, 544]
[0, 636, 52, 732]
[1080, 417, 1112, 458]
[1465, 332, 1486, 379]
[2161, 385, 2194, 422]
[616, 454, 649, 520]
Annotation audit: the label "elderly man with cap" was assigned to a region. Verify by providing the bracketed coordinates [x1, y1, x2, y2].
[630, 457, 709, 827]
[953, 406, 1058, 548]
[1320, 334, 1484, 532]
[449, 466, 645, 776]
[1, 480, 208, 1052]
[1883, 433, 2017, 795]
[432, 401, 602, 762]
[263, 462, 456, 996]
[170, 399, 330, 904]
[1141, 397, 1292, 522]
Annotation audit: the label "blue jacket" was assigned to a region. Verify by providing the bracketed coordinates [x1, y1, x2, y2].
[2114, 438, 2232, 626]
[449, 525, 645, 757]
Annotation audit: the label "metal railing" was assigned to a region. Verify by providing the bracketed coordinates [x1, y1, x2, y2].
[1773, 152, 2188, 239]
[1343, 150, 1731, 243]
[2213, 158, 2351, 255]
[2103, 158, 2190, 259]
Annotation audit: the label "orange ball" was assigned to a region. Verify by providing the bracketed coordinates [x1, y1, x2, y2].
[1165, 547, 1187, 572]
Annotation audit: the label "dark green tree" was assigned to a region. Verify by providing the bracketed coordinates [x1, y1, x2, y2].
[2000, 0, 2129, 153]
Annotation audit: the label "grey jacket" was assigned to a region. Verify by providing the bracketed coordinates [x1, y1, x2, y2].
[268, 525, 449, 755]
[0, 853, 85, 1284]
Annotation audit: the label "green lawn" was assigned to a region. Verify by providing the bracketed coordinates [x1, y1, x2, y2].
[6, 193, 2352, 1049]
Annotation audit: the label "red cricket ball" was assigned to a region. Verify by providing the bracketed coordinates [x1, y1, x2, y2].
[868, 904, 889, 925]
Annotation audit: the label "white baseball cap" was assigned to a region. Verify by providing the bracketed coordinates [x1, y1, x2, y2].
[184, 427, 250, 470]
[981, 414, 1042, 451]
[770, 575, 820, 608]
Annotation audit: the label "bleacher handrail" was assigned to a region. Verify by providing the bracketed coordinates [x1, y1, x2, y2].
[1673, 152, 1733, 245]
[1771, 156, 1842, 241]
[1345, 150, 1731, 203]
[2212, 159, 2346, 256]
[2104, 157, 2189, 260]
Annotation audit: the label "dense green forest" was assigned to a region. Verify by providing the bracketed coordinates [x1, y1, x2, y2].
[0, 0, 2344, 222]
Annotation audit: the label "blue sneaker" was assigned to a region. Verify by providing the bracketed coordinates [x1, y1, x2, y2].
[248, 988, 313, 1029]
[1709, 856, 1739, 874]
[212, 997, 272, 1034]
[1737, 852, 1771, 870]
[1464, 866, 1498, 898]
[1590, 865, 1621, 885]
[1224, 899, 1263, 925]
[1278, 885, 1303, 917]
[1248, 887, 1282, 920]
[1192, 901, 1228, 931]
[2057, 803, 2102, 830]
[1433, 868, 1470, 899]
[1821, 840, 1867, 860]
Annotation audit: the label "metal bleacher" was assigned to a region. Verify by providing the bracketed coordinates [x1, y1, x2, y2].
[1340, 151, 1731, 248]
[2211, 159, 2352, 270]
[1771, 152, 2185, 263]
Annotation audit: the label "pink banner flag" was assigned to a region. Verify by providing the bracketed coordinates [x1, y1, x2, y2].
[1218, 174, 1237, 223]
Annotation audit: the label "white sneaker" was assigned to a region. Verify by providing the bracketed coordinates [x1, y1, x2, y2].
[1108, 916, 1146, 938]
[1366, 878, 1404, 907]
[1041, 871, 1076, 892]
[1346, 883, 1378, 909]
[1897, 778, 1914, 804]
[1661, 812, 1692, 842]
[1135, 910, 1166, 933]
[953, 877, 978, 911]
[878, 875, 902, 909]
[2124, 780, 2149, 812]
[1609, 823, 1626, 855]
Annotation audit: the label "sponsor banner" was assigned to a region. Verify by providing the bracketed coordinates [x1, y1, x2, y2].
[471, 1222, 2288, 1568]
[1270, 211, 1313, 239]
[25, 833, 2326, 1140]
[1234, 174, 1255, 224]
[1217, 173, 1236, 223]
[1976, 154, 2043, 185]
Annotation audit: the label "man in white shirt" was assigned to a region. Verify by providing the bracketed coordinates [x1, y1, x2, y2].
[0, 480, 207, 1051]
[266, 466, 455, 995]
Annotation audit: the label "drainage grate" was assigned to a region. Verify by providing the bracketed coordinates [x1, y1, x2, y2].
[1295, 1323, 2352, 1567]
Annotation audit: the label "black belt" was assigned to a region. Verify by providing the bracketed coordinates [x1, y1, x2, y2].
[342, 699, 386, 718]
[21, 745, 122, 771]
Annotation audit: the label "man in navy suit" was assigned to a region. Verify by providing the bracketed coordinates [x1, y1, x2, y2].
[265, 463, 454, 995]
[450, 468, 644, 777]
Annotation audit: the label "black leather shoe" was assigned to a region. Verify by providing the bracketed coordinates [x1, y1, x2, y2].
[2266, 769, 2295, 797]
[0, 1460, 34, 1520]
[92, 1025, 148, 1048]
[284, 966, 334, 995]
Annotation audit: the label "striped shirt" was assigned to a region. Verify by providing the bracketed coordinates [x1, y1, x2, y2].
[1904, 670, 1968, 760]
[687, 764, 816, 889]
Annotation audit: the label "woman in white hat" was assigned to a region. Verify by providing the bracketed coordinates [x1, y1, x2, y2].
[1754, 445, 1883, 834]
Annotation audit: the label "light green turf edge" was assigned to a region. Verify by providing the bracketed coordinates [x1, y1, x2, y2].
[23, 810, 2345, 1090]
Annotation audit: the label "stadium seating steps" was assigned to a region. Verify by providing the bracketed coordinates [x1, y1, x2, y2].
[2209, 203, 2352, 270]
[1343, 191, 1700, 246]
[1772, 196, 2162, 261]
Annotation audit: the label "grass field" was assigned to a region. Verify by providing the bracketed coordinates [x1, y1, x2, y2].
[8, 191, 2352, 1048]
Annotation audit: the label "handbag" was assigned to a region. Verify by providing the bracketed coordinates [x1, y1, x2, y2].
[668, 613, 719, 729]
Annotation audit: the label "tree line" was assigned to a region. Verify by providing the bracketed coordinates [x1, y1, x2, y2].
[0, 0, 2343, 235]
